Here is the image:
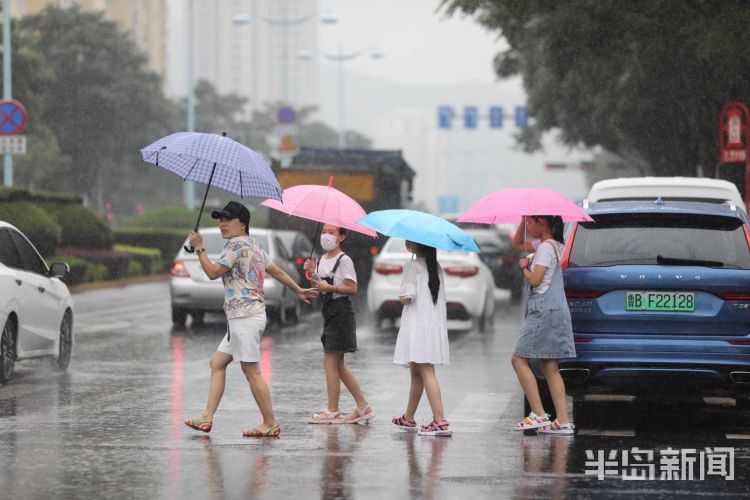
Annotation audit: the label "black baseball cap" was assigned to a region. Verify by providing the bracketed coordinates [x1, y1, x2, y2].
[211, 201, 250, 226]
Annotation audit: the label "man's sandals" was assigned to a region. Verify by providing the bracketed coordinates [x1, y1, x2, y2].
[184, 419, 213, 433]
[243, 423, 281, 438]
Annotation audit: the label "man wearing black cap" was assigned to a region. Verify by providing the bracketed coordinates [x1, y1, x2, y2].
[184, 201, 318, 438]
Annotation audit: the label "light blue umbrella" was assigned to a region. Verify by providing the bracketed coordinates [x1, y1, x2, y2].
[140, 131, 283, 252]
[358, 209, 480, 253]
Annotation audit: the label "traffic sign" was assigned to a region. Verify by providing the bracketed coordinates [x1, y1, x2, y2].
[438, 106, 452, 129]
[277, 106, 296, 125]
[0, 135, 27, 155]
[489, 106, 504, 128]
[464, 106, 478, 129]
[0, 99, 27, 136]
[515, 106, 528, 128]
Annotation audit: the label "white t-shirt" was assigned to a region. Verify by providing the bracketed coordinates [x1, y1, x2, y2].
[316, 252, 357, 299]
[530, 240, 563, 295]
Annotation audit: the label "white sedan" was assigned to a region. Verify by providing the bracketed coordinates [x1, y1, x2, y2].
[367, 237, 496, 331]
[0, 222, 74, 384]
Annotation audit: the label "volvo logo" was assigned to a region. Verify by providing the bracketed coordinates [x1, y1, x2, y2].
[675, 275, 683, 280]
[620, 275, 628, 279]
[695, 276, 701, 280]
[657, 275, 664, 280]
[639, 275, 646, 280]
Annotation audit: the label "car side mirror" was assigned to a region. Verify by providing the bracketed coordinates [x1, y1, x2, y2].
[50, 262, 69, 278]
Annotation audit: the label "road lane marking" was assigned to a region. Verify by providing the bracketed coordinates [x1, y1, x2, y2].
[576, 429, 636, 437]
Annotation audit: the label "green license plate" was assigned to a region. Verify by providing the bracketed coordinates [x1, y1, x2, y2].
[625, 291, 695, 312]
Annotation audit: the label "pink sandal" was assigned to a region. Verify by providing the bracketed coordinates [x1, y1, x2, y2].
[418, 419, 452, 436]
[391, 415, 417, 432]
[513, 412, 551, 431]
[308, 409, 342, 424]
[343, 404, 375, 424]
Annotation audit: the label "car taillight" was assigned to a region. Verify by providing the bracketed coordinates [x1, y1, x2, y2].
[565, 289, 605, 299]
[560, 223, 577, 270]
[717, 293, 750, 301]
[294, 258, 305, 265]
[171, 261, 191, 278]
[374, 263, 403, 275]
[729, 340, 750, 346]
[444, 266, 479, 278]
[744, 225, 750, 251]
[575, 337, 593, 343]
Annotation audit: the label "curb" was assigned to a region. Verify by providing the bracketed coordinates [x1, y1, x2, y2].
[70, 273, 170, 294]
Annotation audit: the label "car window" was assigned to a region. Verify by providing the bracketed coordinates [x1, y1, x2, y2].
[570, 213, 750, 269]
[295, 236, 313, 256]
[202, 233, 269, 255]
[0, 229, 22, 269]
[274, 237, 288, 260]
[9, 230, 48, 275]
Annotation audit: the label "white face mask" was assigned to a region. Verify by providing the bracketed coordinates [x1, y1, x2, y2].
[320, 233, 338, 252]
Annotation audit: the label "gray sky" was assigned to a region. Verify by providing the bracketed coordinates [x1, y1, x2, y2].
[319, 0, 509, 87]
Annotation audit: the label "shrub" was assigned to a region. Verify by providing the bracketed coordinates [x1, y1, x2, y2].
[0, 201, 60, 257]
[58, 248, 131, 280]
[0, 186, 81, 204]
[40, 202, 114, 250]
[114, 227, 187, 269]
[114, 244, 163, 275]
[122, 205, 206, 230]
[127, 260, 143, 277]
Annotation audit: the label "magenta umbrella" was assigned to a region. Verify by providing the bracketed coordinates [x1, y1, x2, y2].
[458, 188, 593, 224]
[262, 177, 377, 278]
[261, 176, 377, 237]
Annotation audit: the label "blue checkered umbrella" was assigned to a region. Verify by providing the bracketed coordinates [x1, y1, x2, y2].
[140, 131, 283, 251]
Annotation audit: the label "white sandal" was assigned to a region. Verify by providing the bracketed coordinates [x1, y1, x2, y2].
[343, 404, 374, 424]
[308, 409, 342, 424]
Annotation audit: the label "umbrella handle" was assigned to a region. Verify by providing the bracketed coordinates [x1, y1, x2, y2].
[184, 244, 195, 253]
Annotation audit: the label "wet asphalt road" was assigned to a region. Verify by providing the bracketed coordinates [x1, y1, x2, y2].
[1, 281, 749, 499]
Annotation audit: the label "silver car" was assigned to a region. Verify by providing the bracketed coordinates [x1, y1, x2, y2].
[170, 227, 301, 326]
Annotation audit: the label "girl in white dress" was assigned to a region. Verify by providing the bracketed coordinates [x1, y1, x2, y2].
[391, 241, 452, 436]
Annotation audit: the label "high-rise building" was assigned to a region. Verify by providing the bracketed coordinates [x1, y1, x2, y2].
[164, 0, 321, 114]
[9, 0, 167, 77]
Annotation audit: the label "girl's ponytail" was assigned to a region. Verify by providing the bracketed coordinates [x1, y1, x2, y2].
[540, 216, 565, 244]
[416, 243, 440, 304]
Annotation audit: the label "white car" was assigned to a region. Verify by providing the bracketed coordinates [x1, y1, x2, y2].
[0, 222, 74, 384]
[585, 176, 745, 209]
[367, 237, 496, 331]
[170, 227, 302, 326]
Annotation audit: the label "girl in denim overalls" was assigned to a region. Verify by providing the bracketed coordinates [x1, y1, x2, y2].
[511, 215, 576, 435]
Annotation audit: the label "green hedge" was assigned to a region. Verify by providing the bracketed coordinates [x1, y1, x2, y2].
[57, 248, 131, 281]
[122, 205, 208, 230]
[114, 227, 187, 269]
[0, 186, 81, 204]
[41, 202, 114, 250]
[114, 244, 163, 275]
[0, 201, 60, 257]
[46, 255, 107, 286]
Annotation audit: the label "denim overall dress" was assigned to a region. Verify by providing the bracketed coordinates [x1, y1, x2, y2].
[514, 242, 576, 359]
[317, 254, 358, 353]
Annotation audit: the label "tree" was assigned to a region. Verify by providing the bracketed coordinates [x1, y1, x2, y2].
[441, 0, 750, 178]
[18, 6, 176, 210]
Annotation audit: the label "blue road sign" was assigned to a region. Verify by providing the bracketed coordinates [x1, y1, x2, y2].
[515, 106, 528, 128]
[489, 106, 503, 128]
[438, 106, 453, 129]
[464, 106, 478, 129]
[0, 99, 27, 136]
[277, 106, 296, 124]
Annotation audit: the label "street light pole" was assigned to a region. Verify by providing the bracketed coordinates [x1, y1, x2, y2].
[3, 0, 12, 186]
[184, 0, 195, 211]
[319, 46, 383, 149]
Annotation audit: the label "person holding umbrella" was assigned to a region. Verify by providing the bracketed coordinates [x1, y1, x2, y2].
[303, 224, 374, 425]
[357, 209, 480, 437]
[184, 201, 318, 437]
[511, 215, 576, 435]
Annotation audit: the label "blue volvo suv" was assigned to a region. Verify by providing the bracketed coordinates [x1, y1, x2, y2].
[553, 199, 750, 414]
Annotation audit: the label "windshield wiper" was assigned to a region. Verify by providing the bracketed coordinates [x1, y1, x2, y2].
[656, 255, 725, 267]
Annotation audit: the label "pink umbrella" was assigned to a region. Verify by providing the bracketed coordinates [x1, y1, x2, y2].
[458, 188, 593, 224]
[261, 176, 377, 237]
